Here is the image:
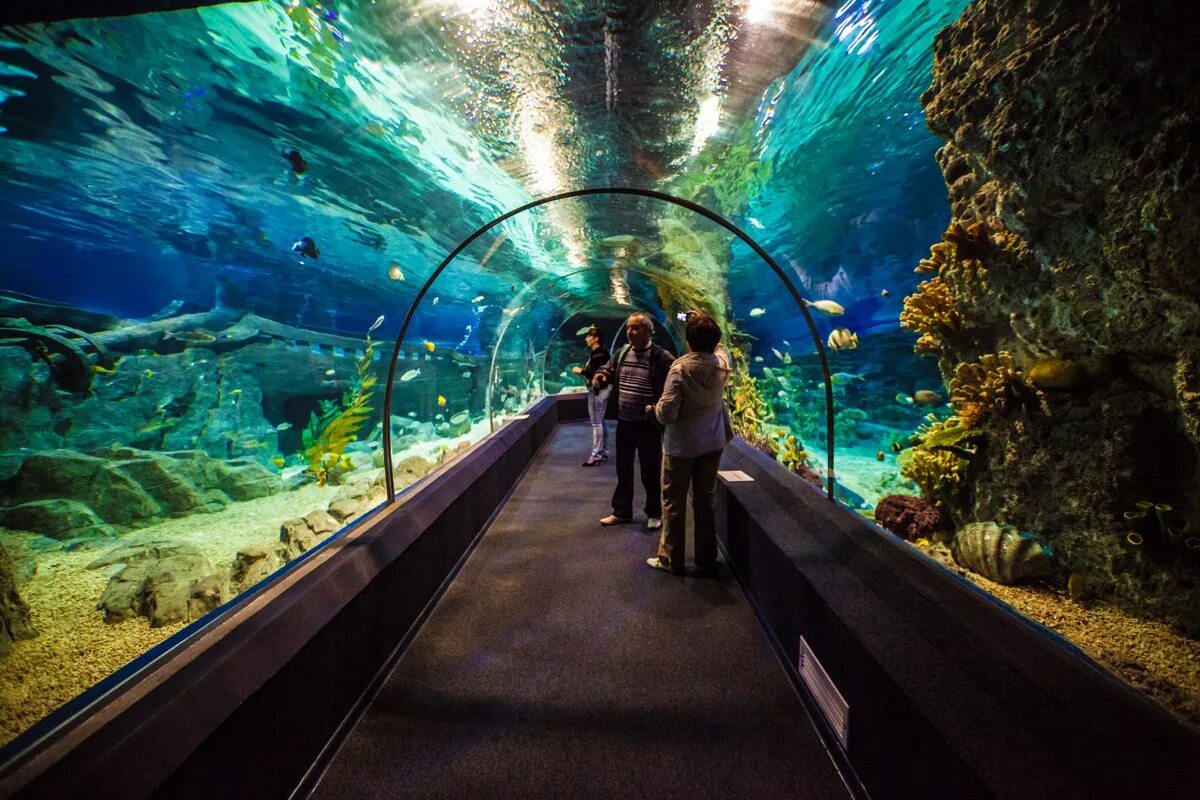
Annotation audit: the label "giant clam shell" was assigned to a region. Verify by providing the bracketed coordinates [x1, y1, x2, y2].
[951, 521, 1054, 585]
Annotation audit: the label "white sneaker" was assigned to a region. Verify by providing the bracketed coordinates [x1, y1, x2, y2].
[646, 517, 662, 530]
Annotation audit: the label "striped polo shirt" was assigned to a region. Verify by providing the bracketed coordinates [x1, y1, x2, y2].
[617, 345, 655, 421]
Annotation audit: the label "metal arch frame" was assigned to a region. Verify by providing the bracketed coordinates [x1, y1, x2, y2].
[484, 276, 685, 432]
[381, 187, 838, 500]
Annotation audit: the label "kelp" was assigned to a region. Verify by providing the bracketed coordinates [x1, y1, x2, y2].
[302, 327, 378, 486]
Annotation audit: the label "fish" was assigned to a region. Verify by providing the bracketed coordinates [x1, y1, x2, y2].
[805, 299, 845, 316]
[292, 236, 320, 259]
[388, 263, 405, 281]
[913, 390, 944, 407]
[143, 369, 155, 378]
[365, 120, 386, 137]
[136, 417, 176, 435]
[895, 393, 914, 405]
[772, 347, 784, 360]
[461, 370, 471, 378]
[830, 372, 865, 384]
[826, 328, 858, 351]
[283, 148, 308, 175]
[275, 422, 292, 431]
[876, 451, 885, 461]
[272, 457, 286, 468]
[776, 390, 787, 398]
[164, 329, 217, 344]
[1067, 571, 1090, 602]
[368, 315, 385, 333]
[423, 340, 436, 352]
[749, 307, 766, 317]
[324, 368, 336, 376]
[471, 295, 485, 303]
[240, 439, 265, 449]
[92, 364, 116, 376]
[400, 368, 421, 382]
[754, 356, 763, 363]
[575, 326, 591, 336]
[407, 411, 417, 417]
[432, 296, 440, 305]
[892, 442, 903, 452]
[230, 388, 242, 396]
[880, 289, 890, 298]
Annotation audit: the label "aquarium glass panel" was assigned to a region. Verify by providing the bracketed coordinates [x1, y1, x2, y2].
[3, 0, 1196, 751]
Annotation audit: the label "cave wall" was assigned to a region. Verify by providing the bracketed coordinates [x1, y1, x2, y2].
[914, 0, 1200, 629]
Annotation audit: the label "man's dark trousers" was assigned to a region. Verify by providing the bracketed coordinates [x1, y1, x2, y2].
[612, 419, 663, 520]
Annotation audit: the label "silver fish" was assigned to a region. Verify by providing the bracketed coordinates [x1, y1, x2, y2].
[400, 368, 421, 382]
[749, 307, 766, 317]
[368, 315, 385, 333]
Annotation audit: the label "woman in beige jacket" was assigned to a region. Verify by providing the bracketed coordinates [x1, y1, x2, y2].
[644, 312, 732, 577]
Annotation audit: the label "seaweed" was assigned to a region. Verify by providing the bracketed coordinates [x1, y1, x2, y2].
[301, 328, 378, 486]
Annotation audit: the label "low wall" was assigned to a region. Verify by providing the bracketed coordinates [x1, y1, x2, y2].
[715, 440, 1197, 800]
[0, 396, 561, 800]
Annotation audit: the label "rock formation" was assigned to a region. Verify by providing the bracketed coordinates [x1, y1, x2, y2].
[0, 541, 36, 658]
[0, 447, 279, 537]
[912, 0, 1200, 629]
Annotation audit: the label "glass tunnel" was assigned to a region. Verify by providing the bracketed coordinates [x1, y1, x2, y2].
[0, 0, 1198, 765]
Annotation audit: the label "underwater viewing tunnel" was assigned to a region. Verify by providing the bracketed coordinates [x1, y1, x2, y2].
[0, 0, 1198, 798]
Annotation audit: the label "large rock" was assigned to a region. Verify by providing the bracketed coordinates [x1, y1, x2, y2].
[0, 499, 118, 540]
[86, 540, 203, 570]
[0, 541, 36, 658]
[279, 509, 340, 560]
[230, 544, 283, 593]
[97, 550, 228, 627]
[915, 0, 1200, 630]
[1, 446, 281, 532]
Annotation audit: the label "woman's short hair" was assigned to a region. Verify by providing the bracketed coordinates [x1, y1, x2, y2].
[685, 313, 721, 353]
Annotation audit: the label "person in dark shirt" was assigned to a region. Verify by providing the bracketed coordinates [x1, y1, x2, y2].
[572, 325, 611, 466]
[591, 312, 675, 529]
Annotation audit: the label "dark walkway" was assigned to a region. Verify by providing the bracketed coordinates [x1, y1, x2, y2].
[311, 423, 850, 799]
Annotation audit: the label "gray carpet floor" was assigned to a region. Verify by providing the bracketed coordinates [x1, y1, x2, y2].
[311, 423, 850, 799]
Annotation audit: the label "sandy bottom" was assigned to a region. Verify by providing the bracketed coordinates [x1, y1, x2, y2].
[0, 427, 499, 748]
[836, 447, 915, 507]
[0, 483, 339, 746]
[913, 541, 1200, 729]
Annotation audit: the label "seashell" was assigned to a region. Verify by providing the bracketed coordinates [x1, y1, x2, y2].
[951, 521, 1054, 585]
[1028, 358, 1087, 391]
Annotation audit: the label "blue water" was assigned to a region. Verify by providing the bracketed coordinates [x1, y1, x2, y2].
[0, 0, 970, 500]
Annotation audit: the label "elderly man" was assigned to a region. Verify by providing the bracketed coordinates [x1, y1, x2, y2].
[591, 312, 676, 529]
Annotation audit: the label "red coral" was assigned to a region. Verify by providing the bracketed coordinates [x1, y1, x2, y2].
[874, 494, 953, 541]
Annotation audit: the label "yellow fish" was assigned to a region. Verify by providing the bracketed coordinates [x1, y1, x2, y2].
[424, 340, 435, 352]
[437, 395, 447, 407]
[388, 263, 404, 281]
[805, 299, 845, 316]
[92, 364, 116, 376]
[272, 457, 286, 468]
[143, 369, 155, 378]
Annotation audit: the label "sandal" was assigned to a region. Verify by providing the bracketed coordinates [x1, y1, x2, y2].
[583, 456, 601, 466]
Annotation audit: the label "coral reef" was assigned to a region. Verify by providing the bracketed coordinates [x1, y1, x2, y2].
[917, 0, 1200, 629]
[874, 494, 953, 542]
[948, 352, 1022, 428]
[898, 447, 964, 510]
[951, 521, 1054, 585]
[900, 277, 960, 357]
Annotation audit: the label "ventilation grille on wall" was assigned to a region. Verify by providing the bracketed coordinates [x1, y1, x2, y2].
[798, 636, 849, 749]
